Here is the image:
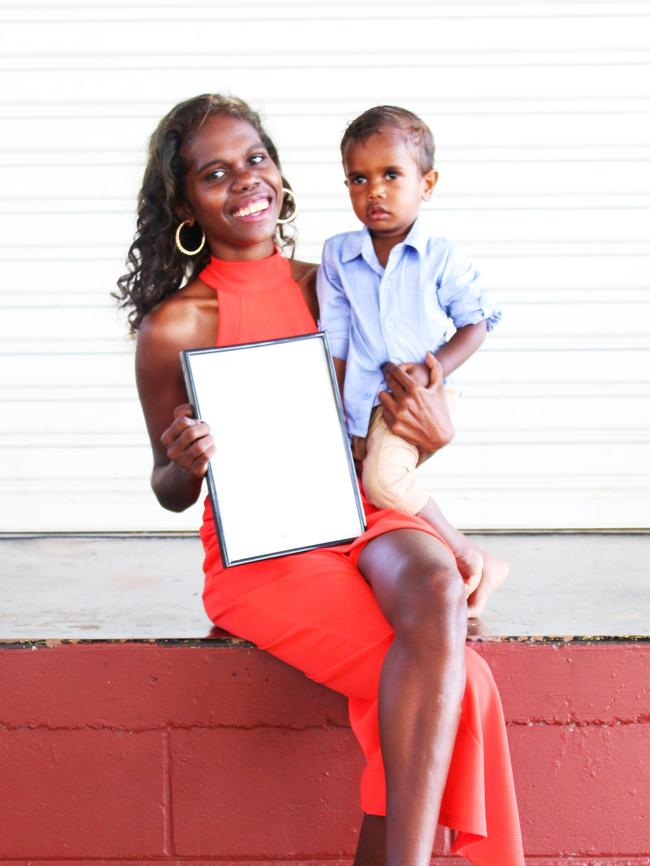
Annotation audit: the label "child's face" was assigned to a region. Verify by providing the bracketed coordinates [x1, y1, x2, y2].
[343, 129, 437, 242]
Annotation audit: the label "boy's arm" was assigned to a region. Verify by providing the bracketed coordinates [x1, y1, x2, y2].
[434, 320, 487, 378]
[435, 240, 501, 375]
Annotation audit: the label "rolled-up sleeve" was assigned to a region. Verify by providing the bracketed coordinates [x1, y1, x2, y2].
[316, 244, 351, 359]
[437, 241, 501, 332]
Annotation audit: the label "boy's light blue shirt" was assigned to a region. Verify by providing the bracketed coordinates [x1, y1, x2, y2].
[317, 218, 501, 437]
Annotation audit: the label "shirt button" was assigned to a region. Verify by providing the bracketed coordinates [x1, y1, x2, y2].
[385, 281, 391, 288]
[386, 321, 394, 331]
[363, 391, 372, 399]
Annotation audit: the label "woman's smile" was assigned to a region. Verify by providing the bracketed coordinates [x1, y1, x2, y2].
[232, 194, 273, 220]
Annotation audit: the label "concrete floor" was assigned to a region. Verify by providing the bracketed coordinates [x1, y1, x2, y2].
[1, 533, 648, 642]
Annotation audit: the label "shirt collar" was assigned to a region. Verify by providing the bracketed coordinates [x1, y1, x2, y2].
[401, 218, 429, 255]
[339, 218, 428, 263]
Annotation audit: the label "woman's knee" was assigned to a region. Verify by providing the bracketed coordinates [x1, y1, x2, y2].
[358, 529, 467, 648]
[391, 560, 467, 649]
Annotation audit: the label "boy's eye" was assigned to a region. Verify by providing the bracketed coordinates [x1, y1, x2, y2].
[386, 170, 399, 180]
[349, 175, 367, 185]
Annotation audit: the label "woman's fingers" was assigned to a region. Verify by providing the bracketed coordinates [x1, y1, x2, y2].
[176, 429, 216, 478]
[174, 402, 195, 419]
[377, 389, 397, 426]
[423, 351, 445, 389]
[160, 405, 215, 478]
[170, 422, 213, 457]
[383, 361, 415, 396]
[160, 404, 197, 446]
[188, 439, 216, 478]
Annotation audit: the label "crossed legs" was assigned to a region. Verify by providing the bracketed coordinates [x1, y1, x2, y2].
[354, 529, 467, 866]
[203, 524, 503, 866]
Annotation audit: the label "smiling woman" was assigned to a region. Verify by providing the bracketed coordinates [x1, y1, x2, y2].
[114, 95, 298, 333]
[116, 94, 524, 866]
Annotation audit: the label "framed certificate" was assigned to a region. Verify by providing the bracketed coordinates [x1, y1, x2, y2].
[181, 332, 366, 567]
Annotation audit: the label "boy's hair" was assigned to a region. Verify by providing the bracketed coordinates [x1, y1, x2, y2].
[340, 105, 435, 175]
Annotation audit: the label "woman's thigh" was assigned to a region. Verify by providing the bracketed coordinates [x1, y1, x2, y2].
[204, 545, 394, 703]
[204, 528, 458, 703]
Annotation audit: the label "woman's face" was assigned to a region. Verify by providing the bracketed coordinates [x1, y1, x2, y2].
[181, 113, 284, 261]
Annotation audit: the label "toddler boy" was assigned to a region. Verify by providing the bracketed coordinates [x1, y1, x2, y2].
[317, 105, 506, 602]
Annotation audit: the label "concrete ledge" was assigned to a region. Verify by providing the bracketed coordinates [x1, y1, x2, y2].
[1, 533, 649, 642]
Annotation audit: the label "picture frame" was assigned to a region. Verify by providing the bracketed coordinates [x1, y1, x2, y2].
[181, 332, 366, 567]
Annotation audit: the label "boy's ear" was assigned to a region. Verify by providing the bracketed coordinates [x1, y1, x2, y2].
[421, 169, 438, 201]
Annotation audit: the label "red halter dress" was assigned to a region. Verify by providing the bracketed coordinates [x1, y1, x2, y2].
[198, 252, 524, 866]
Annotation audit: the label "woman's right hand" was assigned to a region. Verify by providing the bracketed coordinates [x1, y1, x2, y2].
[379, 352, 455, 461]
[160, 403, 216, 479]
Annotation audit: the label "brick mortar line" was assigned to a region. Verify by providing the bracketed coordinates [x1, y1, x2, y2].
[2, 717, 649, 733]
[0, 721, 352, 733]
[506, 715, 650, 727]
[161, 728, 172, 857]
[0, 853, 650, 866]
[3, 636, 650, 648]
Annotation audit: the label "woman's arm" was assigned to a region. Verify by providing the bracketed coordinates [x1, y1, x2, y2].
[135, 305, 216, 512]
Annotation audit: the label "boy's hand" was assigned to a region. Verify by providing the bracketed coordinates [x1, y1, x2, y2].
[379, 352, 454, 460]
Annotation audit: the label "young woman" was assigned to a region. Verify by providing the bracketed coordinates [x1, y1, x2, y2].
[117, 94, 524, 866]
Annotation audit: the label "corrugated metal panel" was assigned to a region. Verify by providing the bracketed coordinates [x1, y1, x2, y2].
[0, 0, 649, 529]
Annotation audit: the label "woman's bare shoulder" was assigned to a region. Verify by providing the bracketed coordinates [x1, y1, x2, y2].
[290, 258, 318, 288]
[289, 258, 319, 321]
[138, 279, 216, 355]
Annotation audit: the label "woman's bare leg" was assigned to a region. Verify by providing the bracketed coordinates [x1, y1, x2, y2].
[353, 814, 386, 866]
[354, 529, 467, 866]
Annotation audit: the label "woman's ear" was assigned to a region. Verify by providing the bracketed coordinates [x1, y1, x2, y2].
[421, 169, 438, 201]
[175, 200, 195, 224]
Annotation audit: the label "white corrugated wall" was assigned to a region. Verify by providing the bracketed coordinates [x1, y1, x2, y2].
[1, 1, 649, 531]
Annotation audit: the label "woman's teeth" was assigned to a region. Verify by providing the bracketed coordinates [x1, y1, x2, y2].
[234, 199, 269, 218]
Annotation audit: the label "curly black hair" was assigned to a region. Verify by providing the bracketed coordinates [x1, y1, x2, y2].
[115, 94, 296, 332]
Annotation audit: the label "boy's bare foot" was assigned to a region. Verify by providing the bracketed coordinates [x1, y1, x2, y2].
[466, 550, 510, 618]
[452, 543, 483, 600]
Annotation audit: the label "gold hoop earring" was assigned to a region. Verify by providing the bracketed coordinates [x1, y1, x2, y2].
[175, 220, 206, 256]
[276, 187, 298, 225]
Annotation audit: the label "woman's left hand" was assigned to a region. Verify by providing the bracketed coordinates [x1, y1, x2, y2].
[379, 352, 454, 462]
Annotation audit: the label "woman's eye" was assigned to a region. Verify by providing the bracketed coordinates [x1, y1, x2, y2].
[207, 168, 226, 181]
[250, 153, 265, 165]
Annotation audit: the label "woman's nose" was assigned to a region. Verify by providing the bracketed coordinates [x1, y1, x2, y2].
[232, 166, 260, 191]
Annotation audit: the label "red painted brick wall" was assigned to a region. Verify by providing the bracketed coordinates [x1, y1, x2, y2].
[0, 641, 649, 864]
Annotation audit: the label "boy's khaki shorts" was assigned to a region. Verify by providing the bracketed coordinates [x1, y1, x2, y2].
[355, 387, 460, 515]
